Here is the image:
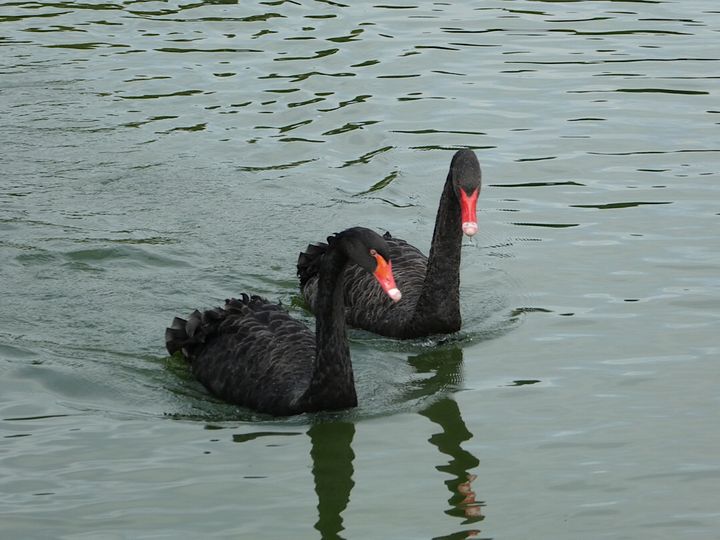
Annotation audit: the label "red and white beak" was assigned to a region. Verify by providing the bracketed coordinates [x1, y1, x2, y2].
[372, 253, 402, 302]
[460, 188, 479, 237]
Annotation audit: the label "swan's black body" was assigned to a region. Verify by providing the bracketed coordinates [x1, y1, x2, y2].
[166, 227, 395, 416]
[298, 149, 481, 339]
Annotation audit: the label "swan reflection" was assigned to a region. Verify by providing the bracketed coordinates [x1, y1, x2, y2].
[225, 346, 483, 539]
[409, 347, 485, 539]
[308, 421, 355, 540]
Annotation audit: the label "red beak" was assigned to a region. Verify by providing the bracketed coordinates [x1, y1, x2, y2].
[460, 187, 479, 236]
[372, 253, 402, 302]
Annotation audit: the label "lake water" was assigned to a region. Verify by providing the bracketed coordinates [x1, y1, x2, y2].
[2, 0, 719, 538]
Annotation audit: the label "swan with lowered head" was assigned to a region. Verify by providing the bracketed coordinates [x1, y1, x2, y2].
[166, 227, 401, 416]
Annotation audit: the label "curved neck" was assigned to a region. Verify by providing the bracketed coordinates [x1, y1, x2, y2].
[413, 173, 462, 331]
[303, 245, 357, 411]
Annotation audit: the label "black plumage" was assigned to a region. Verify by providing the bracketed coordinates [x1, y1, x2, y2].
[298, 149, 482, 339]
[166, 227, 398, 416]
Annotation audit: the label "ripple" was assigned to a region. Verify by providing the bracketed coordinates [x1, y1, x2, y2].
[350, 59, 380, 68]
[260, 70, 355, 83]
[339, 145, 393, 168]
[0, 11, 71, 23]
[130, 12, 286, 23]
[511, 222, 579, 228]
[589, 149, 720, 156]
[569, 87, 710, 95]
[62, 245, 190, 269]
[288, 97, 326, 108]
[494, 181, 585, 188]
[318, 94, 372, 112]
[231, 431, 302, 443]
[322, 120, 379, 136]
[117, 89, 204, 100]
[571, 201, 671, 210]
[154, 47, 263, 54]
[376, 73, 421, 78]
[122, 115, 178, 128]
[392, 129, 486, 136]
[0, 343, 39, 361]
[516, 156, 557, 162]
[410, 145, 496, 151]
[275, 47, 339, 61]
[352, 171, 399, 196]
[161, 123, 206, 133]
[506, 58, 720, 65]
[327, 29, 364, 43]
[44, 41, 127, 49]
[236, 158, 317, 172]
[549, 29, 692, 36]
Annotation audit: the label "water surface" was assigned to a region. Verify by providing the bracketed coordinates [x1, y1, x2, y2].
[2, 1, 719, 538]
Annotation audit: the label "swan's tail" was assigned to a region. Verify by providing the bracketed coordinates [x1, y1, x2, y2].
[166, 296, 271, 357]
[165, 311, 201, 356]
[297, 241, 328, 288]
[165, 306, 224, 356]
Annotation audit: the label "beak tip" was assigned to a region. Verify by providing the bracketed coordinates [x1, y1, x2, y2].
[462, 222, 478, 237]
[387, 288, 402, 302]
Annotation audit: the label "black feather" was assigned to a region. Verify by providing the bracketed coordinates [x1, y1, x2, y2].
[166, 227, 396, 416]
[298, 149, 482, 339]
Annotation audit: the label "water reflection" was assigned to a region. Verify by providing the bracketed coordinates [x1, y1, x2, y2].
[229, 422, 354, 539]
[407, 347, 485, 539]
[404, 346, 465, 401]
[223, 346, 483, 539]
[308, 421, 355, 540]
[422, 399, 484, 540]
[303, 347, 485, 539]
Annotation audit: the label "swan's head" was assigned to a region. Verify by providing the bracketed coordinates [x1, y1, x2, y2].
[333, 227, 402, 303]
[450, 149, 481, 237]
[369, 248, 402, 302]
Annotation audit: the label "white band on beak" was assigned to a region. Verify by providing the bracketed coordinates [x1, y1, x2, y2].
[462, 222, 478, 236]
[387, 288, 402, 302]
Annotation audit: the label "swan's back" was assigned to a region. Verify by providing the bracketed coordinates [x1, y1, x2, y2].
[166, 295, 316, 415]
[299, 232, 427, 337]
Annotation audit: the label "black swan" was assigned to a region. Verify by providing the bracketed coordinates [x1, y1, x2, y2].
[298, 149, 481, 339]
[165, 227, 401, 416]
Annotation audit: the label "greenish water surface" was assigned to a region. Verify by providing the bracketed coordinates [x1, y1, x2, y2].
[1, 1, 719, 538]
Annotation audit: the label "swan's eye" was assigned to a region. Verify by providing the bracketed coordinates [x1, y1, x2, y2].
[369, 249, 377, 257]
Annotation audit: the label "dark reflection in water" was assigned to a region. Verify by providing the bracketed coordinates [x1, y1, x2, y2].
[229, 421, 355, 539]
[404, 346, 465, 401]
[422, 399, 484, 539]
[221, 346, 484, 539]
[407, 347, 486, 539]
[308, 421, 355, 540]
[231, 430, 302, 444]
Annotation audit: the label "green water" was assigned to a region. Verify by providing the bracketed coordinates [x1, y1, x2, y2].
[2, 1, 719, 538]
